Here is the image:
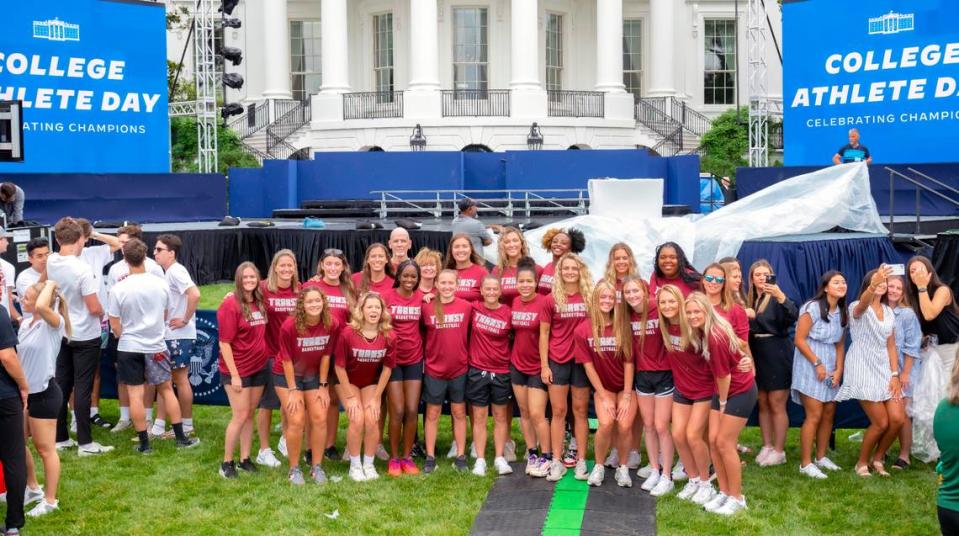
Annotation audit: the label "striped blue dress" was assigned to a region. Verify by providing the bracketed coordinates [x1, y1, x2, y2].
[791, 301, 846, 404]
[835, 301, 895, 402]
[892, 306, 922, 398]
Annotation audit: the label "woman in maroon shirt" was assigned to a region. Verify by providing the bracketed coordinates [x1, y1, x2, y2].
[467, 275, 513, 476]
[493, 227, 541, 304]
[648, 242, 702, 301]
[601, 242, 640, 302]
[445, 233, 488, 302]
[702, 263, 750, 343]
[352, 243, 395, 295]
[687, 292, 757, 515]
[537, 227, 586, 295]
[578, 281, 636, 488]
[414, 248, 442, 298]
[422, 270, 473, 473]
[274, 287, 336, 485]
[217, 262, 268, 478]
[335, 292, 396, 482]
[540, 253, 593, 481]
[384, 260, 424, 476]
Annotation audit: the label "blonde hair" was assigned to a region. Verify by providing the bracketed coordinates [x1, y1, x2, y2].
[702, 263, 736, 312]
[684, 292, 741, 360]
[551, 253, 594, 308]
[657, 285, 690, 351]
[267, 249, 300, 293]
[496, 227, 530, 272]
[746, 259, 775, 314]
[414, 247, 443, 278]
[886, 275, 912, 309]
[590, 280, 630, 361]
[28, 282, 72, 339]
[618, 275, 648, 356]
[349, 292, 393, 335]
[603, 242, 638, 283]
[294, 287, 332, 334]
[720, 258, 746, 306]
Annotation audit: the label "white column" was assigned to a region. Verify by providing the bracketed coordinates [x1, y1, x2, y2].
[320, 0, 350, 93]
[595, 0, 625, 93]
[261, 0, 292, 99]
[647, 0, 675, 96]
[510, 0, 539, 90]
[408, 0, 440, 91]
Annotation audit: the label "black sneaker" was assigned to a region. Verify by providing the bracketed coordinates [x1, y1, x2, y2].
[324, 446, 340, 460]
[423, 456, 437, 474]
[238, 458, 258, 473]
[134, 444, 153, 455]
[91, 414, 114, 429]
[410, 442, 426, 459]
[176, 437, 201, 449]
[219, 461, 238, 479]
[453, 455, 468, 472]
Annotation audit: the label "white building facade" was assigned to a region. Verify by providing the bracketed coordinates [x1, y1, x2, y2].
[166, 0, 782, 156]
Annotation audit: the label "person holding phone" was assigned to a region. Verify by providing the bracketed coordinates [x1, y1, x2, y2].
[906, 256, 959, 378]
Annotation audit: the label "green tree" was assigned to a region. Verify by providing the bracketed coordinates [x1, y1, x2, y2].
[171, 117, 259, 174]
[700, 107, 749, 181]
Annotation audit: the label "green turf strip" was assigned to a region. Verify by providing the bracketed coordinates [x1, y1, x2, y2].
[541, 462, 592, 536]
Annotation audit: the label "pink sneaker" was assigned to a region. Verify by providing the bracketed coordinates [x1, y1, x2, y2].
[388, 458, 403, 477]
[401, 458, 420, 475]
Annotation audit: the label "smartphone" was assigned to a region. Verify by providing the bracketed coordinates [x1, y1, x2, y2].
[766, 274, 777, 285]
[888, 264, 905, 276]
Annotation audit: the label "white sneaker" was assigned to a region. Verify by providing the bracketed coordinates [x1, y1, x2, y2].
[615, 466, 632, 487]
[637, 464, 654, 479]
[472, 458, 488, 476]
[587, 464, 605, 486]
[503, 440, 517, 463]
[446, 440, 458, 459]
[755, 446, 772, 466]
[649, 477, 675, 497]
[255, 448, 282, 468]
[691, 483, 716, 505]
[605, 448, 620, 467]
[626, 450, 642, 469]
[799, 463, 828, 479]
[672, 462, 688, 481]
[277, 436, 288, 458]
[363, 462, 379, 480]
[78, 442, 114, 457]
[24, 486, 44, 506]
[641, 470, 661, 491]
[815, 456, 841, 471]
[55, 439, 76, 450]
[676, 480, 700, 501]
[376, 443, 389, 461]
[704, 492, 728, 513]
[111, 419, 132, 433]
[546, 460, 567, 482]
[574, 458, 589, 480]
[765, 450, 787, 467]
[530, 457, 551, 478]
[469, 442, 478, 459]
[26, 500, 59, 518]
[341, 448, 351, 462]
[348, 465, 367, 482]
[494, 456, 513, 475]
[716, 496, 747, 516]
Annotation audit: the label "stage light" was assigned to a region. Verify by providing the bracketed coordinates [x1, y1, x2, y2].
[220, 18, 242, 29]
[223, 73, 244, 90]
[220, 0, 240, 16]
[527, 122, 544, 150]
[409, 124, 427, 151]
[221, 103, 244, 120]
[220, 47, 243, 66]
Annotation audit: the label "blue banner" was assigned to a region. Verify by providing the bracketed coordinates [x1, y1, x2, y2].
[0, 0, 169, 173]
[784, 0, 959, 166]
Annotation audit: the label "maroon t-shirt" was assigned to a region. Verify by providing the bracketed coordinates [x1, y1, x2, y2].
[384, 288, 425, 366]
[574, 322, 625, 392]
[494, 264, 543, 305]
[455, 263, 488, 302]
[303, 279, 352, 326]
[468, 302, 512, 374]
[715, 303, 750, 342]
[665, 324, 713, 400]
[273, 317, 338, 378]
[335, 327, 396, 388]
[217, 295, 268, 378]
[538, 262, 556, 295]
[260, 281, 298, 357]
[648, 273, 700, 302]
[351, 271, 395, 296]
[510, 294, 546, 375]
[631, 310, 668, 371]
[542, 293, 589, 364]
[423, 297, 472, 379]
[706, 332, 754, 397]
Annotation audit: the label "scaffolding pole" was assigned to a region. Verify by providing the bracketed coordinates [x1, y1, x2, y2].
[747, 0, 769, 168]
[194, 0, 218, 173]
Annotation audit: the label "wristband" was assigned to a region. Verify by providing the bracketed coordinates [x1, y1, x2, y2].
[719, 400, 728, 407]
[918, 287, 928, 293]
[891, 371, 900, 378]
[813, 359, 823, 367]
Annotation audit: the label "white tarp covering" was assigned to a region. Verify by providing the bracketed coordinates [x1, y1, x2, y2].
[484, 163, 887, 278]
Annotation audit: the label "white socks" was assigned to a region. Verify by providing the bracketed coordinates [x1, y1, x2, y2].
[90, 406, 99, 417]
[119, 407, 130, 421]
[145, 408, 153, 422]
[350, 455, 361, 469]
[363, 455, 375, 466]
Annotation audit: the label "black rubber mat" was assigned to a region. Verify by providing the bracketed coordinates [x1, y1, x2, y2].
[470, 464, 554, 536]
[581, 473, 656, 536]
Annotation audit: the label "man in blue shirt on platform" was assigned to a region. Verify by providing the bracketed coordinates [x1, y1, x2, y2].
[832, 128, 872, 165]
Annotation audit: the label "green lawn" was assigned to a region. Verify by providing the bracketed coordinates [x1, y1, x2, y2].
[198, 283, 235, 310]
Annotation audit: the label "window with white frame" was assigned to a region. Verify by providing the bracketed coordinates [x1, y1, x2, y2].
[290, 20, 322, 102]
[452, 7, 488, 92]
[623, 19, 642, 98]
[373, 13, 394, 98]
[704, 19, 736, 105]
[546, 13, 563, 92]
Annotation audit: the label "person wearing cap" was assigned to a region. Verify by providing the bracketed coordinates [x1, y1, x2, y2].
[0, 182, 24, 226]
[452, 198, 501, 261]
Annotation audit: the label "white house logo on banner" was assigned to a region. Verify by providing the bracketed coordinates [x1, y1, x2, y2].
[32, 18, 80, 42]
[867, 12, 914, 36]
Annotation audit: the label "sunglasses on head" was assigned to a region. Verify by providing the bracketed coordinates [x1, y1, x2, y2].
[323, 248, 344, 256]
[703, 275, 725, 284]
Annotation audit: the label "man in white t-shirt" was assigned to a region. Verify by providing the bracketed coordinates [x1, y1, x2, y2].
[15, 237, 49, 324]
[152, 234, 200, 436]
[47, 218, 114, 456]
[0, 229, 20, 325]
[107, 239, 198, 453]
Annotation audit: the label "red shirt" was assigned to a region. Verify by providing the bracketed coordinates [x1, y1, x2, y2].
[510, 295, 546, 375]
[715, 303, 750, 342]
[706, 332, 754, 397]
[423, 297, 472, 380]
[384, 288, 424, 365]
[494, 264, 543, 305]
[455, 263, 488, 302]
[538, 262, 556, 295]
[272, 317, 338, 378]
[468, 302, 512, 373]
[303, 279, 352, 326]
[575, 321, 626, 392]
[665, 324, 713, 400]
[543, 293, 588, 364]
[351, 272, 395, 296]
[631, 310, 668, 371]
[335, 327, 396, 388]
[649, 273, 700, 300]
[260, 281, 298, 357]
[217, 295, 268, 378]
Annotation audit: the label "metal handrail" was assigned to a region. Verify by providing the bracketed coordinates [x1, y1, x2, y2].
[640, 96, 712, 136]
[266, 100, 311, 159]
[441, 89, 510, 117]
[343, 91, 404, 120]
[228, 100, 270, 140]
[370, 188, 590, 220]
[885, 167, 959, 238]
[547, 90, 604, 118]
[906, 168, 959, 197]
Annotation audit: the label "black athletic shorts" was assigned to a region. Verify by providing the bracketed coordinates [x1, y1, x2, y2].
[673, 390, 712, 406]
[220, 367, 270, 388]
[711, 384, 758, 419]
[423, 372, 467, 405]
[509, 364, 547, 391]
[466, 367, 512, 406]
[272, 373, 322, 391]
[635, 370, 675, 397]
[390, 362, 424, 382]
[28, 381, 63, 420]
[257, 359, 281, 410]
[116, 350, 148, 386]
[548, 358, 589, 388]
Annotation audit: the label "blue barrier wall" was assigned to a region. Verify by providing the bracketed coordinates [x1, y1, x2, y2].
[737, 164, 959, 216]
[297, 152, 464, 202]
[5, 173, 227, 224]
